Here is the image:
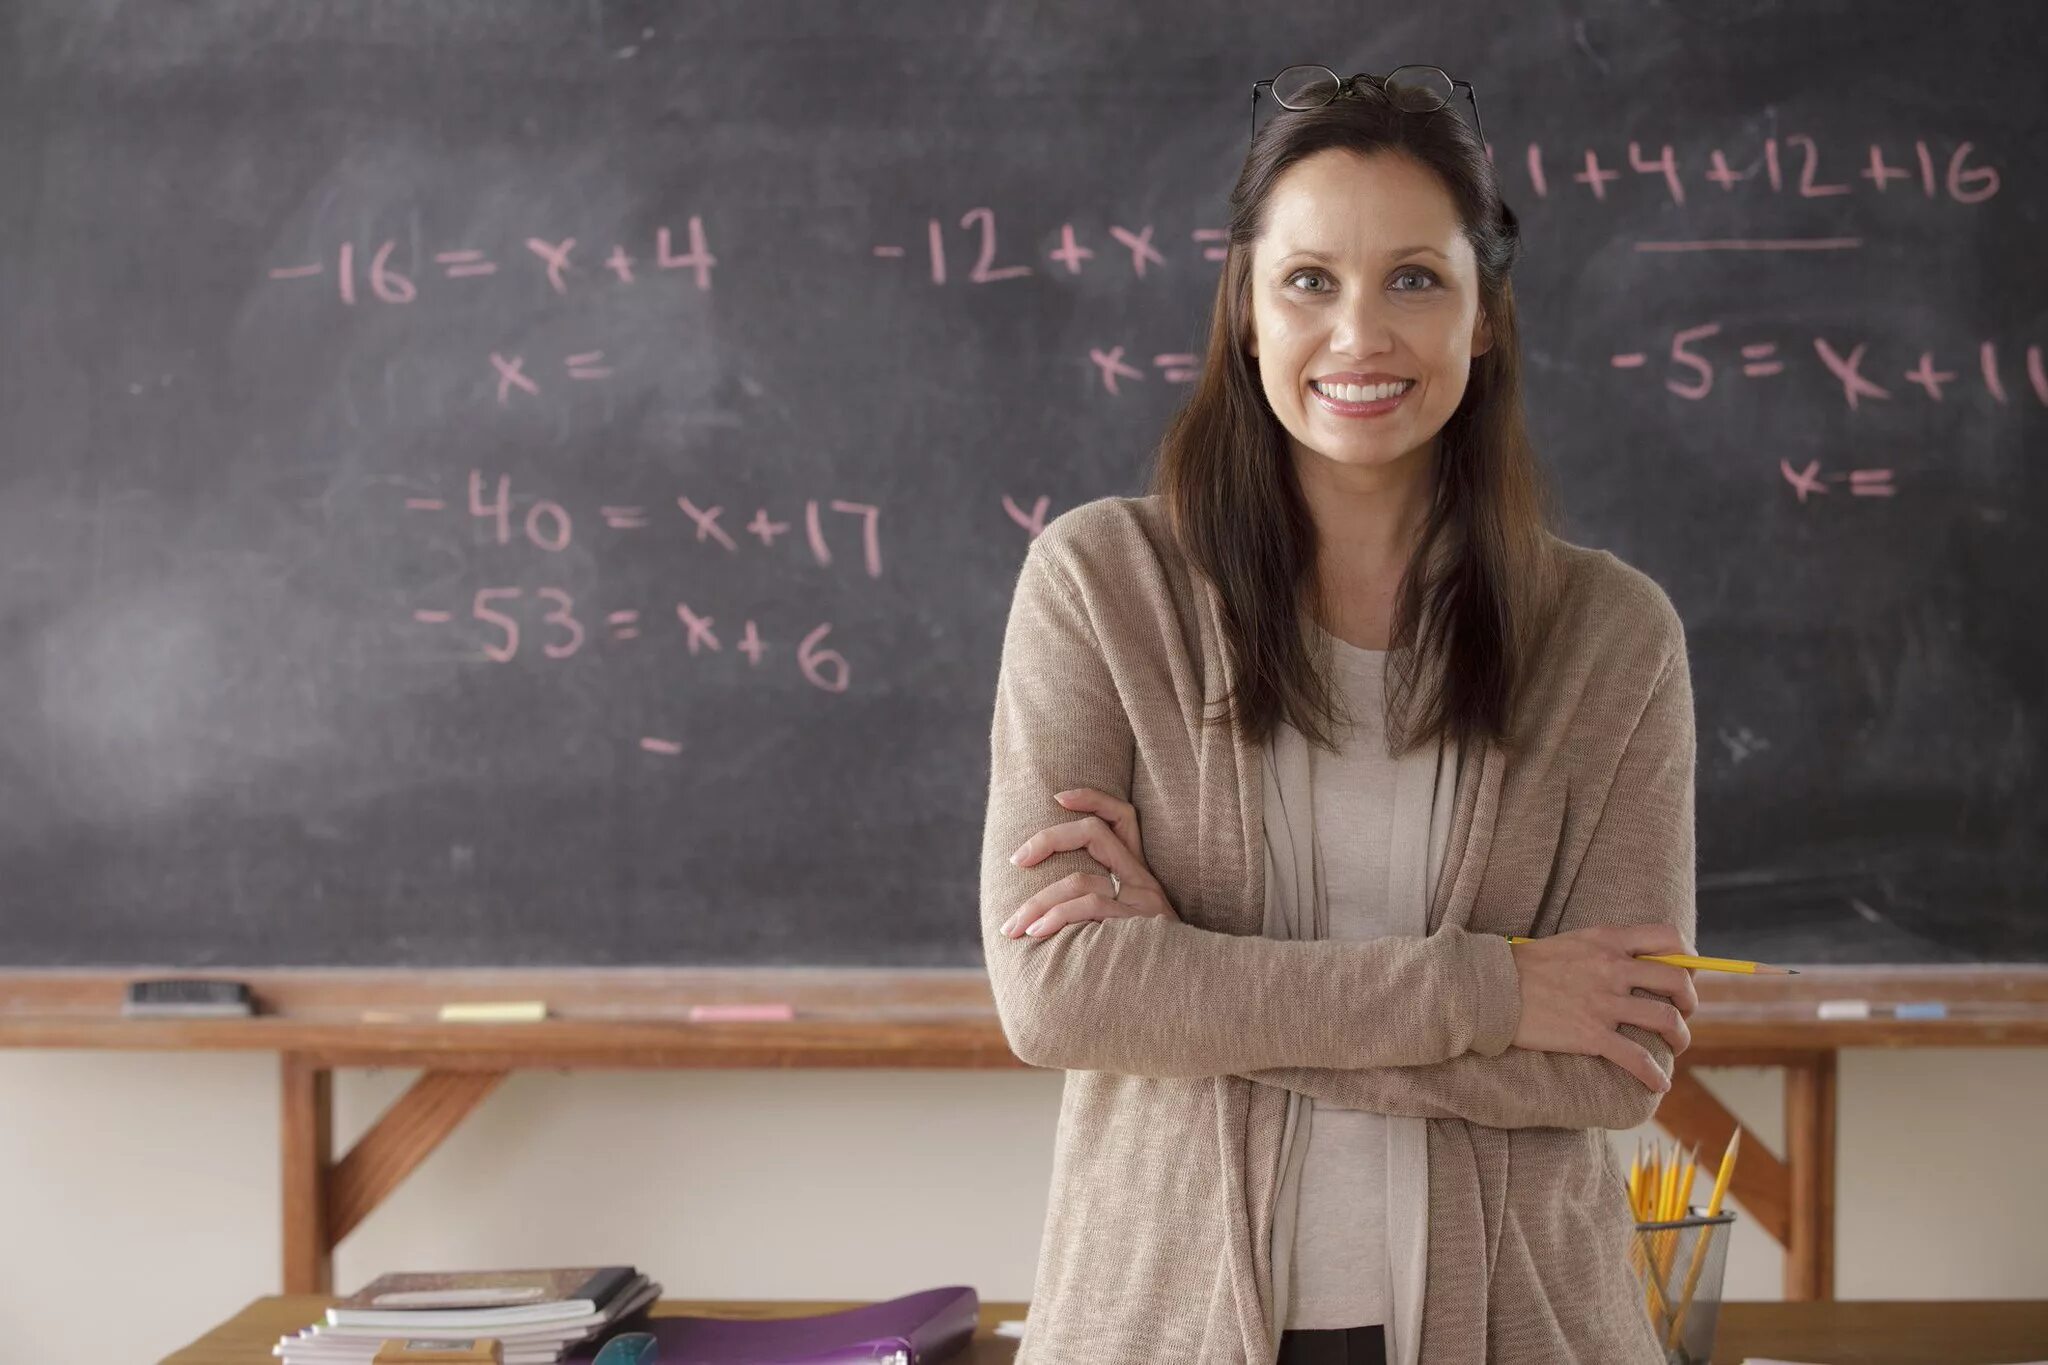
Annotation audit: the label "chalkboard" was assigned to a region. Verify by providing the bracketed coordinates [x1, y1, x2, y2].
[1, 1, 2041, 968]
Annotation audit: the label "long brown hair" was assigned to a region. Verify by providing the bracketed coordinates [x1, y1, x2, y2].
[1152, 90, 1559, 756]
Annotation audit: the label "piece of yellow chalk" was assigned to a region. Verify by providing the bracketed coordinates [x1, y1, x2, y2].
[437, 1000, 548, 1023]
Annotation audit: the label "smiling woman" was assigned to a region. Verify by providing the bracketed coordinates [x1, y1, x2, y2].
[980, 63, 1697, 1365]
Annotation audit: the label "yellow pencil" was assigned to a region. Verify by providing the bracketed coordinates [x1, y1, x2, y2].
[1667, 1129, 1743, 1350]
[1505, 937, 1800, 974]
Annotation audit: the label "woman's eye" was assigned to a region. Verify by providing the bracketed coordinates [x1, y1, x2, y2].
[1286, 268, 1330, 293]
[1390, 265, 1440, 291]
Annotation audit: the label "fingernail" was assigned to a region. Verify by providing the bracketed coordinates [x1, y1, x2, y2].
[998, 915, 1017, 936]
[1009, 849, 1024, 865]
[1025, 921, 1049, 936]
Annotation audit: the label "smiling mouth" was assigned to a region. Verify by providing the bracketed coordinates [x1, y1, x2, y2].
[1310, 378, 1415, 403]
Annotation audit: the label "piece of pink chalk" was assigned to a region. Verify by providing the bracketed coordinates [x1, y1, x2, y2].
[688, 1003, 794, 1022]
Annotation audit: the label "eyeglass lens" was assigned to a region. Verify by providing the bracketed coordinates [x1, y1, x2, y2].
[1271, 63, 1454, 114]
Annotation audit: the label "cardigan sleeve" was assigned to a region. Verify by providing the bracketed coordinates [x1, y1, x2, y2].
[1237, 636, 1697, 1130]
[980, 535, 1522, 1078]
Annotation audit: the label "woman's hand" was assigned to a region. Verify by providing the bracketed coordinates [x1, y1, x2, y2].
[998, 788, 1181, 939]
[1509, 924, 1700, 1092]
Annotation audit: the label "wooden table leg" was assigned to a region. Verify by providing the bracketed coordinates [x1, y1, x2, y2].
[1783, 1050, 1838, 1300]
[280, 1053, 334, 1294]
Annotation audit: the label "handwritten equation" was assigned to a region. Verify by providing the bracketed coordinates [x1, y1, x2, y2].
[267, 219, 716, 302]
[409, 589, 852, 693]
[402, 472, 886, 576]
[1616, 326, 2048, 409]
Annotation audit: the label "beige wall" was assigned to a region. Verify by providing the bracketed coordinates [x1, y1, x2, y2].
[3, 1049, 2044, 1361]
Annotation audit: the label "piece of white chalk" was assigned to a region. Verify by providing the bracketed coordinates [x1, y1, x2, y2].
[1817, 999, 1871, 1020]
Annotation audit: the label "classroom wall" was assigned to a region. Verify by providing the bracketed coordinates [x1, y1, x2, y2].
[2, 1051, 2044, 1362]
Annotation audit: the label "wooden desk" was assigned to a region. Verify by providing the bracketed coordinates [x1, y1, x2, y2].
[10, 964, 2047, 1303]
[163, 1295, 2048, 1364]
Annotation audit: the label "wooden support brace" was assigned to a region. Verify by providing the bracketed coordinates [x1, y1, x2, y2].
[278, 1058, 505, 1292]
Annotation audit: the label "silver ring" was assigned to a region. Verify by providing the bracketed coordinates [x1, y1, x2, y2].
[1107, 870, 1123, 902]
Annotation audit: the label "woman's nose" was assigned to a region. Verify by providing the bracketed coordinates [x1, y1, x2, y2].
[1330, 299, 1396, 355]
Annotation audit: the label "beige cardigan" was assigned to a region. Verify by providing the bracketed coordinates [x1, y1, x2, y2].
[979, 494, 1695, 1363]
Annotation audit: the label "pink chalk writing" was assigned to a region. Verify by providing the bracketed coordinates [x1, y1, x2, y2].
[1629, 324, 2048, 411]
[747, 509, 791, 547]
[640, 737, 683, 755]
[473, 587, 522, 662]
[469, 470, 573, 550]
[436, 249, 498, 279]
[266, 221, 716, 303]
[1089, 345, 1142, 395]
[656, 218, 718, 288]
[1518, 136, 1998, 206]
[1109, 225, 1166, 278]
[1003, 494, 1051, 538]
[601, 505, 649, 530]
[1780, 460, 1898, 502]
[419, 477, 888, 576]
[491, 353, 539, 404]
[490, 349, 617, 402]
[1089, 343, 1203, 394]
[525, 237, 577, 293]
[797, 624, 849, 693]
[411, 593, 857, 692]
[677, 498, 739, 552]
[1049, 224, 1094, 274]
[737, 621, 766, 666]
[676, 602, 720, 653]
[805, 500, 882, 578]
[1812, 340, 1891, 410]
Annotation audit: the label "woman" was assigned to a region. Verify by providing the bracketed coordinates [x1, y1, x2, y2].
[979, 65, 1701, 1365]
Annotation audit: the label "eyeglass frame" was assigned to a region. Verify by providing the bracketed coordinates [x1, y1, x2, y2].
[1249, 64, 1486, 150]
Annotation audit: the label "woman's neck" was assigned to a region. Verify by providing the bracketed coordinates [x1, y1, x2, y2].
[1293, 440, 1435, 651]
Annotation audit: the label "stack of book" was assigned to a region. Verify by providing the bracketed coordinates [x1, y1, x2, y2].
[274, 1266, 660, 1365]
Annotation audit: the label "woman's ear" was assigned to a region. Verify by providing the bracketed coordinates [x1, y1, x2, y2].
[1472, 309, 1494, 358]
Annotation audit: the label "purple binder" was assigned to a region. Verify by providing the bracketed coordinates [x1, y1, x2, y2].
[566, 1285, 979, 1364]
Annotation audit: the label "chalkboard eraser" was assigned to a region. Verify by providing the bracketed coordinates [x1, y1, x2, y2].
[1893, 1001, 1949, 1020]
[688, 1002, 795, 1022]
[437, 1000, 548, 1023]
[123, 979, 254, 1018]
[1816, 999, 1872, 1020]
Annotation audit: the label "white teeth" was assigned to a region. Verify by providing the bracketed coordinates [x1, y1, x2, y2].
[1314, 379, 1411, 403]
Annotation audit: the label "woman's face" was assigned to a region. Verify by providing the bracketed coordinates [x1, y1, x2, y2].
[1247, 148, 1491, 482]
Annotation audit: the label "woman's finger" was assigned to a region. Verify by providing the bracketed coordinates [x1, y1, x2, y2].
[1596, 1030, 1671, 1093]
[1629, 961, 1699, 1019]
[1013, 889, 1150, 941]
[999, 873, 1116, 937]
[1617, 994, 1691, 1055]
[1010, 815, 1140, 882]
[1052, 788, 1143, 858]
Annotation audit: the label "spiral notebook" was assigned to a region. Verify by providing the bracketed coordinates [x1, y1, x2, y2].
[565, 1285, 979, 1365]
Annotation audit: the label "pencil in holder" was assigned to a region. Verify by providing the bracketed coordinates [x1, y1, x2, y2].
[1629, 1208, 1736, 1365]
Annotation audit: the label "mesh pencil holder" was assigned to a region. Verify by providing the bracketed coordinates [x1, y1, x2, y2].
[1630, 1208, 1737, 1365]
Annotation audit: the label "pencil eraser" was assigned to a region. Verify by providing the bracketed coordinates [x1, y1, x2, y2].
[1817, 999, 1871, 1020]
[437, 1001, 547, 1023]
[1893, 1001, 1948, 1020]
[688, 1003, 794, 1022]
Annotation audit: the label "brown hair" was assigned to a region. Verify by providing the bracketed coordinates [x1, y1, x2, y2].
[1151, 90, 1559, 756]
